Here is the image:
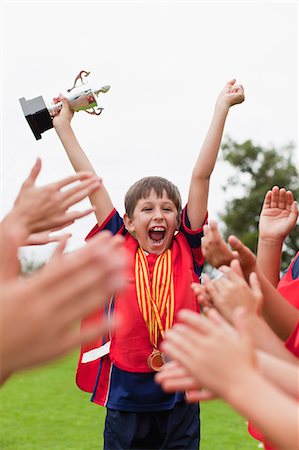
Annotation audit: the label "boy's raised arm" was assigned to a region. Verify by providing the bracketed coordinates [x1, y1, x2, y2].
[53, 97, 114, 227]
[187, 80, 244, 230]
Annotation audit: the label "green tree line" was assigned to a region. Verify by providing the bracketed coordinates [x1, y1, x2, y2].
[220, 137, 299, 270]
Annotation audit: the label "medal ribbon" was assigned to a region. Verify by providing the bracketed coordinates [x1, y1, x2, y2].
[135, 247, 175, 348]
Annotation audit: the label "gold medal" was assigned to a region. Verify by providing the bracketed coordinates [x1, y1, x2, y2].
[147, 349, 166, 372]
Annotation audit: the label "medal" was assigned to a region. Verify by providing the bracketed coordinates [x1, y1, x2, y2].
[147, 349, 166, 372]
[135, 247, 175, 371]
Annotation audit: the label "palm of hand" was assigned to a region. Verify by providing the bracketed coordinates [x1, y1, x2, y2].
[259, 207, 295, 239]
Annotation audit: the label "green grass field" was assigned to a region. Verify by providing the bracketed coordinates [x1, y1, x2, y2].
[0, 352, 260, 450]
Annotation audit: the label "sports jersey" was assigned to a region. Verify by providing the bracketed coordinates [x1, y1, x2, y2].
[76, 206, 206, 411]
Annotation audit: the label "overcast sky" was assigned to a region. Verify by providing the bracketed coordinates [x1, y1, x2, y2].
[1, 1, 298, 261]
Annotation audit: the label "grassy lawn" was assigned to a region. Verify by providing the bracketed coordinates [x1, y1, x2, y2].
[0, 352, 259, 450]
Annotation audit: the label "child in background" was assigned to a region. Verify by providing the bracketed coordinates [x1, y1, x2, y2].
[54, 79, 244, 450]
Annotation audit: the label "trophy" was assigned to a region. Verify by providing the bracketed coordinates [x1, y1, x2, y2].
[19, 70, 110, 140]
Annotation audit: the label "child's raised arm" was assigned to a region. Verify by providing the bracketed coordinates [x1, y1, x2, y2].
[187, 79, 244, 230]
[53, 97, 114, 227]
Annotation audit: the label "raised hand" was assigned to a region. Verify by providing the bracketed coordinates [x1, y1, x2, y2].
[204, 260, 263, 323]
[259, 186, 298, 242]
[12, 158, 101, 234]
[216, 79, 245, 109]
[202, 220, 238, 268]
[158, 307, 256, 399]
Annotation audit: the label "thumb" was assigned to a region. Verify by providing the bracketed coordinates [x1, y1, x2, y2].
[229, 259, 243, 277]
[249, 272, 263, 314]
[226, 78, 236, 89]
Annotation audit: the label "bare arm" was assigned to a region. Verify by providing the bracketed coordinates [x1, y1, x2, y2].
[257, 350, 299, 398]
[0, 231, 126, 384]
[228, 235, 299, 339]
[226, 369, 299, 450]
[157, 308, 299, 450]
[53, 98, 114, 226]
[187, 80, 244, 229]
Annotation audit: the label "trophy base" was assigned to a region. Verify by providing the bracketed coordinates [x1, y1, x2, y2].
[19, 96, 53, 140]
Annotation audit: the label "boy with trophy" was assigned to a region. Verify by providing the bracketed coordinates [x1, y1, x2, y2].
[53, 79, 244, 450]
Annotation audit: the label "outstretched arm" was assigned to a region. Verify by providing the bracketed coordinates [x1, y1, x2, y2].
[53, 97, 114, 226]
[157, 308, 299, 450]
[0, 231, 126, 384]
[0, 159, 99, 281]
[257, 187, 298, 287]
[228, 236, 299, 339]
[187, 80, 244, 229]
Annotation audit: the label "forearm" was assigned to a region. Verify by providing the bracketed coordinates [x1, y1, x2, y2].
[244, 314, 297, 362]
[225, 370, 299, 450]
[257, 350, 299, 397]
[188, 103, 229, 228]
[55, 123, 97, 175]
[192, 102, 229, 180]
[257, 237, 283, 287]
[55, 123, 114, 225]
[257, 269, 299, 340]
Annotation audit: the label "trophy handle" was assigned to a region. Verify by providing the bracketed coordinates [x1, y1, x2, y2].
[67, 70, 91, 93]
[84, 107, 104, 116]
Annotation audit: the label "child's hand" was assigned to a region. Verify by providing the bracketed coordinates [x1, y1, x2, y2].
[159, 307, 256, 399]
[259, 186, 298, 242]
[216, 79, 245, 109]
[227, 235, 256, 280]
[204, 260, 263, 323]
[202, 220, 238, 268]
[52, 95, 74, 129]
[192, 279, 214, 309]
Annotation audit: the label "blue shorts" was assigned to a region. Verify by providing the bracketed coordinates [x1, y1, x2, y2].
[103, 401, 200, 450]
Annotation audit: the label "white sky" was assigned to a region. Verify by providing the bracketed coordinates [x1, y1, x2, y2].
[1, 1, 298, 262]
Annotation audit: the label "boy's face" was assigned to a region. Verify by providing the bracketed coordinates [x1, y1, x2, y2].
[124, 189, 179, 255]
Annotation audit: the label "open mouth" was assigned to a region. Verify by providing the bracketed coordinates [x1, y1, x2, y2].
[148, 226, 166, 245]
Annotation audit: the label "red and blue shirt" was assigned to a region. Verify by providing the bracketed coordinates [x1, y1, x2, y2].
[76, 206, 206, 412]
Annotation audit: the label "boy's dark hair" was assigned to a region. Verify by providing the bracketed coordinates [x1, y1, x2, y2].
[125, 176, 182, 220]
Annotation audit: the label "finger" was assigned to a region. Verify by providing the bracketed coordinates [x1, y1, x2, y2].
[54, 172, 95, 190]
[163, 323, 205, 358]
[177, 310, 217, 337]
[203, 224, 210, 237]
[289, 201, 298, 225]
[229, 259, 244, 277]
[278, 188, 287, 210]
[50, 234, 70, 259]
[209, 220, 218, 232]
[270, 185, 279, 209]
[226, 79, 236, 89]
[62, 179, 102, 207]
[186, 388, 217, 403]
[262, 190, 272, 210]
[248, 272, 263, 310]
[25, 158, 42, 185]
[80, 320, 112, 346]
[56, 207, 96, 225]
[285, 190, 294, 210]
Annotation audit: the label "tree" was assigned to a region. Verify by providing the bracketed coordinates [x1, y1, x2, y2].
[219, 138, 299, 270]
